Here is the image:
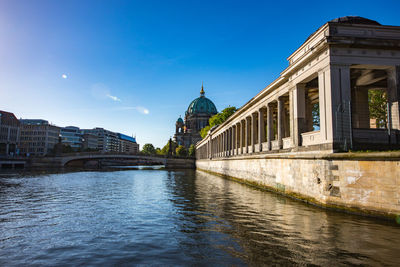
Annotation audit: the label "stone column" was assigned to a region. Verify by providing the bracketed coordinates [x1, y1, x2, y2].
[251, 113, 257, 153]
[329, 64, 351, 150]
[318, 70, 327, 141]
[223, 132, 226, 157]
[245, 117, 250, 153]
[211, 138, 213, 158]
[293, 83, 306, 147]
[229, 129, 231, 155]
[266, 104, 272, 150]
[226, 130, 230, 157]
[216, 135, 218, 157]
[220, 134, 222, 157]
[227, 130, 230, 156]
[387, 66, 400, 132]
[277, 98, 283, 149]
[236, 123, 240, 155]
[218, 135, 220, 157]
[258, 108, 265, 152]
[210, 139, 212, 159]
[231, 125, 236, 156]
[214, 137, 217, 158]
[215, 137, 217, 157]
[289, 89, 295, 147]
[240, 120, 244, 154]
[353, 88, 370, 128]
[221, 132, 224, 157]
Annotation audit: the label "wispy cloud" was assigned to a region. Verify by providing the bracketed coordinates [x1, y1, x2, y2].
[106, 94, 121, 102]
[117, 106, 150, 115]
[136, 106, 150, 114]
[91, 83, 122, 102]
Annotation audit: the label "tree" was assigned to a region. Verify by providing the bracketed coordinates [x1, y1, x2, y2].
[176, 145, 187, 157]
[155, 147, 162, 155]
[312, 103, 320, 130]
[200, 126, 211, 139]
[188, 144, 195, 157]
[160, 140, 177, 155]
[200, 106, 237, 138]
[62, 144, 74, 153]
[141, 143, 156, 155]
[368, 89, 387, 128]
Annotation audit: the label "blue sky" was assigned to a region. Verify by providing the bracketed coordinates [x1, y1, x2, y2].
[1, 0, 399, 148]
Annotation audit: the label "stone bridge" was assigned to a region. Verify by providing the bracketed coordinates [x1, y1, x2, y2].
[29, 153, 195, 169]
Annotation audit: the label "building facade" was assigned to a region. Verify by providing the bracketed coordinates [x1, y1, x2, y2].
[60, 126, 83, 151]
[82, 133, 99, 151]
[118, 133, 139, 154]
[82, 128, 119, 152]
[196, 16, 400, 159]
[19, 119, 60, 156]
[82, 128, 138, 153]
[0, 110, 20, 156]
[174, 85, 218, 148]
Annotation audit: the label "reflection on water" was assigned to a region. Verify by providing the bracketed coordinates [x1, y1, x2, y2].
[0, 169, 399, 266]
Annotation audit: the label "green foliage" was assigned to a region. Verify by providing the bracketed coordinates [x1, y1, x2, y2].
[141, 143, 156, 155]
[368, 89, 387, 128]
[62, 144, 74, 153]
[200, 126, 211, 138]
[200, 106, 237, 138]
[155, 147, 162, 155]
[312, 103, 320, 129]
[188, 144, 195, 157]
[209, 106, 237, 127]
[175, 145, 187, 157]
[160, 140, 177, 155]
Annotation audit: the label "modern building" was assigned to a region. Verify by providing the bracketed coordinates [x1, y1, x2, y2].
[0, 110, 20, 156]
[118, 133, 139, 154]
[60, 126, 83, 151]
[82, 133, 99, 151]
[19, 119, 60, 156]
[82, 128, 121, 152]
[174, 84, 218, 147]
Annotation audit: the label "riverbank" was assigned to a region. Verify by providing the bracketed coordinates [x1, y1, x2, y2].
[196, 151, 400, 223]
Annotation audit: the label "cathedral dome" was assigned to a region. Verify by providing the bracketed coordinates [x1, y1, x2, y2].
[186, 85, 217, 115]
[177, 117, 183, 123]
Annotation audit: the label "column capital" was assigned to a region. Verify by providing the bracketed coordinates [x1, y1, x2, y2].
[330, 63, 351, 69]
[258, 106, 267, 112]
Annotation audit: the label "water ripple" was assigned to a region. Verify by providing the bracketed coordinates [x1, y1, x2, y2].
[0, 169, 399, 266]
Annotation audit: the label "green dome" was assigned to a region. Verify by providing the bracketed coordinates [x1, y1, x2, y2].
[177, 117, 183, 123]
[186, 86, 217, 115]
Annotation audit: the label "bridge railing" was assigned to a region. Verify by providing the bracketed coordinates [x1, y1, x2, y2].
[43, 151, 195, 160]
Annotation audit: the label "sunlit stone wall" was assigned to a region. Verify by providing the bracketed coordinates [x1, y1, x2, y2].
[196, 155, 400, 218]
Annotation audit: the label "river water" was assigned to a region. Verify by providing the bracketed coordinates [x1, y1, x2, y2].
[0, 168, 399, 266]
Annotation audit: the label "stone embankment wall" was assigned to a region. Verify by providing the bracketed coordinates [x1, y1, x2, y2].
[196, 152, 400, 221]
[165, 158, 195, 169]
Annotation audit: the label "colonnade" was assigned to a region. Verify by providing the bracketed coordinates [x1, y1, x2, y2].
[197, 96, 293, 160]
[196, 19, 400, 160]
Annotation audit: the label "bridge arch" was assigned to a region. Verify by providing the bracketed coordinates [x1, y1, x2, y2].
[61, 154, 167, 167]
